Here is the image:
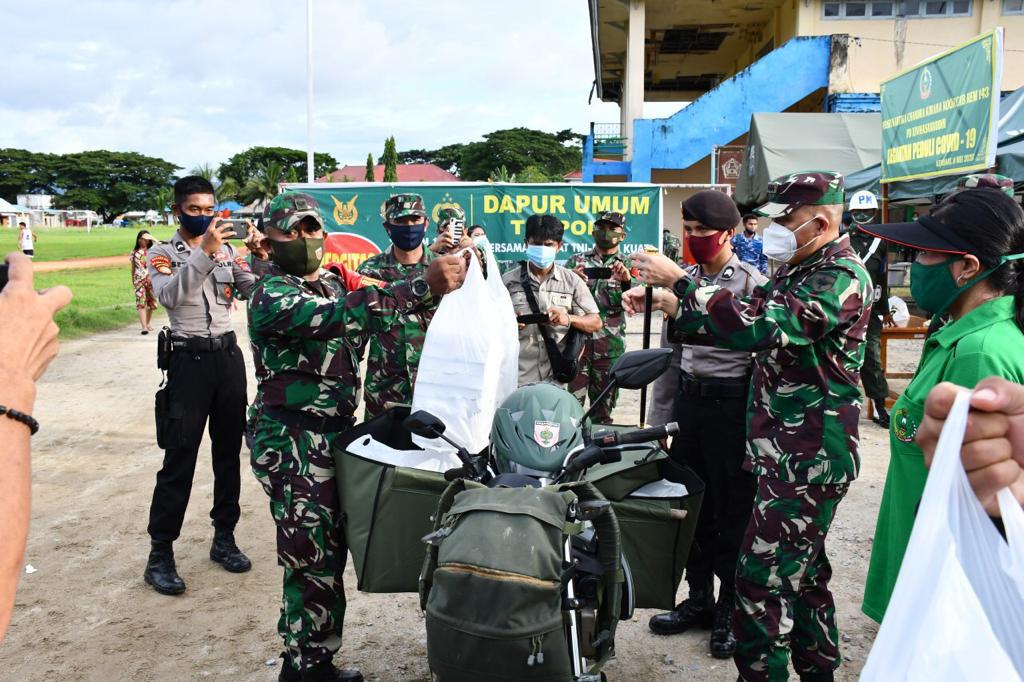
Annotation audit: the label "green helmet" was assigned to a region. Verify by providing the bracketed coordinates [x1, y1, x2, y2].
[490, 383, 585, 474]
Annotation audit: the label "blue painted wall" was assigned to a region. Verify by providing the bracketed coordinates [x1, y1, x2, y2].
[585, 36, 834, 182]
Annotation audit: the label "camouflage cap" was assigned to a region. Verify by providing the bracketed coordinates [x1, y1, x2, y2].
[264, 192, 323, 233]
[595, 211, 628, 231]
[437, 206, 465, 230]
[755, 171, 845, 218]
[383, 193, 426, 222]
[957, 173, 1014, 197]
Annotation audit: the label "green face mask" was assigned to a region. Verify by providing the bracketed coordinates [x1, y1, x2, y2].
[910, 252, 1024, 316]
[593, 226, 623, 250]
[270, 236, 324, 276]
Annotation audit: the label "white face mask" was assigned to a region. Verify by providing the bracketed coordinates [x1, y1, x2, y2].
[763, 216, 820, 263]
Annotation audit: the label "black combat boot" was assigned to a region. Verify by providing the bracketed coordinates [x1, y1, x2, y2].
[143, 541, 186, 595]
[649, 584, 715, 635]
[301, 660, 363, 682]
[210, 528, 252, 573]
[709, 588, 737, 659]
[872, 400, 891, 429]
[798, 670, 835, 682]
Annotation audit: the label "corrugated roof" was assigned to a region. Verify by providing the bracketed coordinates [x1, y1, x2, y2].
[318, 163, 461, 183]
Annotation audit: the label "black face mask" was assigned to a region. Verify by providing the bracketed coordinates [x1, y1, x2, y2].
[178, 213, 213, 236]
[270, 237, 324, 276]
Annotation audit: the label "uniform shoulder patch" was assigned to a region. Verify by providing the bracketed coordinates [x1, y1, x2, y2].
[234, 255, 251, 272]
[719, 265, 735, 281]
[173, 241, 187, 253]
[150, 254, 172, 275]
[807, 271, 838, 293]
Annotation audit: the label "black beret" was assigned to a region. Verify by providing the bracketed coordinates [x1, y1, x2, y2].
[681, 190, 741, 231]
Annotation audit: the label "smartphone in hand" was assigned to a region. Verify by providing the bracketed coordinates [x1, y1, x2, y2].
[516, 313, 550, 325]
[583, 266, 613, 279]
[219, 220, 248, 239]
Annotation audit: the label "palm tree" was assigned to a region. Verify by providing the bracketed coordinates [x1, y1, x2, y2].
[190, 163, 216, 181]
[488, 165, 516, 183]
[153, 186, 174, 221]
[242, 161, 285, 211]
[215, 174, 241, 203]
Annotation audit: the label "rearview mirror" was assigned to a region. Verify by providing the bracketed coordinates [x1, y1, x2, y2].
[610, 348, 674, 389]
[403, 410, 446, 439]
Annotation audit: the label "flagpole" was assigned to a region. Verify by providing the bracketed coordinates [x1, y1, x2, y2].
[306, 0, 314, 183]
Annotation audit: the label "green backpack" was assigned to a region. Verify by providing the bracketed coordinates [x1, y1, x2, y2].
[420, 480, 621, 682]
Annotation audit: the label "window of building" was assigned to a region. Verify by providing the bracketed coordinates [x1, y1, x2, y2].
[823, 0, 972, 18]
[1005, 0, 1024, 15]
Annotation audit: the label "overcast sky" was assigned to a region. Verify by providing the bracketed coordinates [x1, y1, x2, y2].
[0, 0, 683, 173]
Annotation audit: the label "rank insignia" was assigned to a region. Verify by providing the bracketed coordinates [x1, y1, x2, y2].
[150, 255, 172, 275]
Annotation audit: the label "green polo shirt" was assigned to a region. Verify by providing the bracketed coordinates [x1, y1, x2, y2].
[862, 296, 1024, 622]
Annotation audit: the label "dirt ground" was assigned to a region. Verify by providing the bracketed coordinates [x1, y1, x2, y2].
[32, 255, 128, 272]
[0, 310, 924, 681]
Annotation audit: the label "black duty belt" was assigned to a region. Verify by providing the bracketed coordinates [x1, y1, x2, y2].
[263, 405, 355, 433]
[678, 372, 750, 399]
[170, 331, 237, 353]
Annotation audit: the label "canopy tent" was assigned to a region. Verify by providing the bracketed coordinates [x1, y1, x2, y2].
[734, 112, 881, 207]
[844, 87, 1024, 201]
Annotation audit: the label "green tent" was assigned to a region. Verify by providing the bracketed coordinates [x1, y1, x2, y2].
[735, 112, 881, 207]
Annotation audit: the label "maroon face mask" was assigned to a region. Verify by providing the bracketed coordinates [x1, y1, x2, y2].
[685, 232, 728, 264]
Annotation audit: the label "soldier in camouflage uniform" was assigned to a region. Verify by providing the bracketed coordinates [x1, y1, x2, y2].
[627, 171, 872, 681]
[565, 211, 637, 423]
[357, 194, 438, 420]
[662, 227, 682, 263]
[429, 206, 465, 255]
[247, 193, 467, 682]
[957, 172, 1015, 196]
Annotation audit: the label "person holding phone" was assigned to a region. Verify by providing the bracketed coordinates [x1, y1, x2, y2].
[429, 206, 465, 255]
[142, 175, 269, 596]
[503, 214, 601, 386]
[565, 211, 637, 423]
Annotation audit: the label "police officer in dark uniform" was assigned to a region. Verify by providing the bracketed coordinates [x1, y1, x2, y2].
[144, 175, 269, 595]
[846, 191, 891, 428]
[648, 191, 766, 659]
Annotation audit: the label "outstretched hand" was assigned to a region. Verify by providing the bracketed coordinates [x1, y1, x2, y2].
[622, 285, 680, 317]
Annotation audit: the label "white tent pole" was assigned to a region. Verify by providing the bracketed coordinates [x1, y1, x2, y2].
[306, 0, 314, 184]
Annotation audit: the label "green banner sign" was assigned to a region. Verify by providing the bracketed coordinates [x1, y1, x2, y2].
[281, 182, 663, 271]
[881, 29, 1003, 183]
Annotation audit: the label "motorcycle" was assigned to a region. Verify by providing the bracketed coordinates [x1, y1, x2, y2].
[332, 348, 705, 680]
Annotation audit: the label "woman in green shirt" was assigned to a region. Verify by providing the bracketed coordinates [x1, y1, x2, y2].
[857, 187, 1024, 622]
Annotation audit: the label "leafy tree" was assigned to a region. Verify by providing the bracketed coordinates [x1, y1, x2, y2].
[459, 128, 581, 182]
[396, 143, 466, 175]
[364, 153, 375, 182]
[285, 166, 300, 184]
[49, 151, 179, 223]
[153, 186, 174, 214]
[241, 160, 285, 210]
[516, 165, 556, 183]
[0, 149, 58, 202]
[218, 146, 338, 187]
[381, 137, 399, 183]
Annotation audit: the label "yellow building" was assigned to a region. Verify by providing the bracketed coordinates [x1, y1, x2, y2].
[585, 0, 1024, 186]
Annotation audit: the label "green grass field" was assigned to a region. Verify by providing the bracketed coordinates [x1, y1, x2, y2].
[34, 266, 143, 339]
[1, 225, 179, 262]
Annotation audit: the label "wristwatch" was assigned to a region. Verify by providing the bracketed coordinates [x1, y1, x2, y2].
[410, 276, 431, 299]
[671, 276, 692, 299]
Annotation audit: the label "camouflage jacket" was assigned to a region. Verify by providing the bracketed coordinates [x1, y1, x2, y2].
[673, 235, 872, 484]
[357, 246, 437, 416]
[247, 263, 433, 420]
[663, 233, 682, 263]
[565, 248, 638, 358]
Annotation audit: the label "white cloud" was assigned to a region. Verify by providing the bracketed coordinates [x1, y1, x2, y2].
[0, 0, 631, 172]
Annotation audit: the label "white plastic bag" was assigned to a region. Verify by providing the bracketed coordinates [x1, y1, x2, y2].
[410, 242, 519, 454]
[862, 390, 1024, 682]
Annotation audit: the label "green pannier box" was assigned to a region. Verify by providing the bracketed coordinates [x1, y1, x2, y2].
[332, 408, 453, 593]
[586, 446, 705, 610]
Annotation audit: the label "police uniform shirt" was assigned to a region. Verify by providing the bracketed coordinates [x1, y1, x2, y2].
[147, 231, 261, 337]
[502, 263, 599, 385]
[678, 254, 766, 380]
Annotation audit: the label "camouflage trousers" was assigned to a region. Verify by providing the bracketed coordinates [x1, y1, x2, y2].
[861, 314, 889, 402]
[248, 409, 347, 673]
[569, 337, 624, 425]
[733, 476, 849, 681]
[363, 364, 414, 422]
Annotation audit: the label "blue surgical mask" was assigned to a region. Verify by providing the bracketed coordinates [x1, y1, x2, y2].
[178, 213, 213, 236]
[526, 244, 557, 269]
[386, 222, 426, 251]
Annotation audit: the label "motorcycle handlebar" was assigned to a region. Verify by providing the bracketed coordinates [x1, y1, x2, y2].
[590, 422, 679, 448]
